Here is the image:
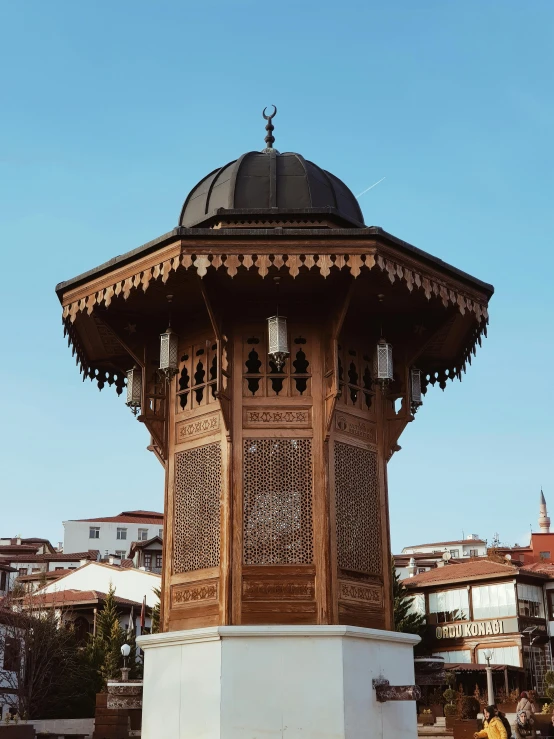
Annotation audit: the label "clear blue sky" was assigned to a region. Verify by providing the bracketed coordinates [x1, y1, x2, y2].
[1, 1, 553, 552]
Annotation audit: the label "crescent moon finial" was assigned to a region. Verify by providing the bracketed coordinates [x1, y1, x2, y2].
[262, 105, 277, 151]
[262, 105, 277, 121]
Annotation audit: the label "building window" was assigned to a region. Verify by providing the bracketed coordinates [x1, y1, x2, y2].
[159, 528, 163, 539]
[540, 551, 551, 560]
[3, 637, 20, 672]
[0, 571, 6, 590]
[115, 550, 126, 559]
[138, 529, 148, 541]
[89, 527, 100, 539]
[407, 594, 426, 617]
[18, 568, 27, 577]
[469, 549, 478, 557]
[477, 646, 520, 667]
[144, 553, 152, 569]
[472, 582, 517, 620]
[155, 554, 162, 569]
[55, 567, 64, 571]
[418, 568, 426, 574]
[517, 583, 545, 618]
[116, 528, 127, 540]
[449, 549, 460, 558]
[31, 568, 41, 573]
[433, 650, 471, 664]
[428, 588, 469, 623]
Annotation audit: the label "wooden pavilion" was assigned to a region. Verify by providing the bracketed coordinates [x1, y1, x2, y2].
[55, 110, 493, 644]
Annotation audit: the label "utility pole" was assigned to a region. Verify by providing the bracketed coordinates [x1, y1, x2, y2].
[484, 650, 495, 705]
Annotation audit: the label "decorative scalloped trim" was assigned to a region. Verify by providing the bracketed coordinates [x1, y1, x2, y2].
[62, 252, 488, 324]
[61, 251, 490, 393]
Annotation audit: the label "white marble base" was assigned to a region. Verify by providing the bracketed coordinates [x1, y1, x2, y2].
[137, 625, 420, 739]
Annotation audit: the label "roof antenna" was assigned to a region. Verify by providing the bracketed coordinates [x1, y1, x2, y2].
[262, 105, 277, 152]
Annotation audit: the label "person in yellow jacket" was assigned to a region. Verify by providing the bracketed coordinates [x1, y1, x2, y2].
[474, 705, 508, 739]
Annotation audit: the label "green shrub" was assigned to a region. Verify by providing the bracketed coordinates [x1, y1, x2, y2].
[444, 704, 458, 717]
[460, 696, 480, 720]
[445, 672, 456, 687]
[443, 688, 456, 704]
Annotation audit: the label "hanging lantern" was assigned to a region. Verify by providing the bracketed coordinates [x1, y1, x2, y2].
[267, 315, 289, 371]
[159, 325, 179, 380]
[410, 367, 423, 414]
[126, 365, 142, 416]
[374, 338, 394, 383]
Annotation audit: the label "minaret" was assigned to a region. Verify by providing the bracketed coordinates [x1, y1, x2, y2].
[539, 489, 551, 533]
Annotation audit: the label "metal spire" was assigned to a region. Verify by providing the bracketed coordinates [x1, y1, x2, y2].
[262, 105, 277, 152]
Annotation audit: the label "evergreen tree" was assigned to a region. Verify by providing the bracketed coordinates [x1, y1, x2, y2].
[392, 559, 426, 635]
[151, 587, 161, 634]
[94, 585, 126, 686]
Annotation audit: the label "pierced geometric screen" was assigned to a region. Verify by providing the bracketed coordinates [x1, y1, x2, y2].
[243, 438, 313, 565]
[173, 443, 221, 573]
[334, 442, 382, 575]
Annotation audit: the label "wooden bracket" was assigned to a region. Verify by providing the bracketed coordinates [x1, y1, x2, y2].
[324, 279, 355, 437]
[200, 281, 232, 438]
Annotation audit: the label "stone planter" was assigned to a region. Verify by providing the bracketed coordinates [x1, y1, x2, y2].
[445, 714, 459, 730]
[496, 702, 517, 714]
[453, 718, 479, 739]
[418, 714, 435, 725]
[106, 680, 143, 711]
[532, 713, 552, 734]
[0, 727, 35, 738]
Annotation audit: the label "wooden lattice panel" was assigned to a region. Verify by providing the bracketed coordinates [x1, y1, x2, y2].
[334, 441, 382, 576]
[173, 442, 221, 573]
[337, 343, 375, 411]
[243, 438, 313, 565]
[242, 330, 312, 398]
[176, 338, 218, 414]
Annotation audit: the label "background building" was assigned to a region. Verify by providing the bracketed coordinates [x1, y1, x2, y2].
[63, 510, 163, 558]
[403, 558, 551, 692]
[128, 537, 163, 573]
[401, 534, 487, 559]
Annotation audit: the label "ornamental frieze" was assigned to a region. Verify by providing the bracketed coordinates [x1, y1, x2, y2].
[176, 413, 220, 442]
[334, 413, 377, 444]
[171, 581, 219, 607]
[339, 581, 383, 606]
[243, 407, 311, 428]
[242, 579, 315, 600]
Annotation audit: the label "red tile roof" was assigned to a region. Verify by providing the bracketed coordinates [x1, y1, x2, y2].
[71, 510, 163, 524]
[17, 569, 74, 582]
[0, 544, 41, 555]
[6, 550, 98, 564]
[128, 536, 163, 558]
[520, 562, 554, 575]
[403, 559, 521, 587]
[26, 589, 147, 608]
[403, 539, 486, 549]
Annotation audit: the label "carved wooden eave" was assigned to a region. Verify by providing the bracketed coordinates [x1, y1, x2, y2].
[56, 227, 493, 405]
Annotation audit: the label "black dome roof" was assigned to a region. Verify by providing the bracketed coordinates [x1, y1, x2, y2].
[179, 150, 365, 228]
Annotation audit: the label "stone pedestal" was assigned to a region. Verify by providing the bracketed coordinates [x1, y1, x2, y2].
[137, 625, 419, 739]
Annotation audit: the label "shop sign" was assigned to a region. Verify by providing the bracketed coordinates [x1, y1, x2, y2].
[436, 619, 510, 639]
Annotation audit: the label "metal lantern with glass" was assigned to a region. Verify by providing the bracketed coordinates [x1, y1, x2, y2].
[125, 366, 142, 416]
[410, 368, 423, 414]
[159, 295, 179, 380]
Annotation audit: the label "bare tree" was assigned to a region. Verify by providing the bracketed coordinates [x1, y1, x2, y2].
[0, 591, 98, 719]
